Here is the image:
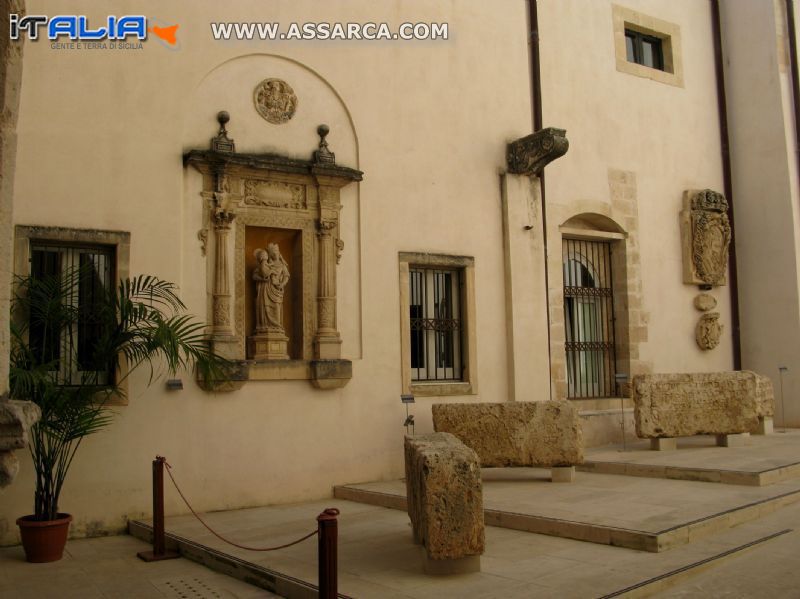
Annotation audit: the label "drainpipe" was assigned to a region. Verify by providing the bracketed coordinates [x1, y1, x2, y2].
[786, 0, 800, 209]
[527, 0, 554, 398]
[711, 0, 743, 370]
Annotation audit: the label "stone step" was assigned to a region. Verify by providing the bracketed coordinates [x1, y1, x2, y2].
[334, 469, 800, 553]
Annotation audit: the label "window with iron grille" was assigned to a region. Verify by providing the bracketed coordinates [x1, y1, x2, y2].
[409, 267, 463, 382]
[563, 239, 616, 398]
[29, 242, 115, 386]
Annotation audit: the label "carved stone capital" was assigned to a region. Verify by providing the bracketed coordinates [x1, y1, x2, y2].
[213, 207, 236, 229]
[506, 127, 569, 176]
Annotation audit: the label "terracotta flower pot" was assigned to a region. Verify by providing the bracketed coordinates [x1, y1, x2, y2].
[16, 513, 72, 563]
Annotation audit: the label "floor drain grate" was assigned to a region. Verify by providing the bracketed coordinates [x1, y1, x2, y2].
[162, 577, 227, 598]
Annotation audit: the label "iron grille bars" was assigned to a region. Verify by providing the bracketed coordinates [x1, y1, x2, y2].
[562, 238, 617, 398]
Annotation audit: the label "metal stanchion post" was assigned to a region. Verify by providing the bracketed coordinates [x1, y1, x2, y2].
[138, 456, 180, 562]
[317, 508, 340, 598]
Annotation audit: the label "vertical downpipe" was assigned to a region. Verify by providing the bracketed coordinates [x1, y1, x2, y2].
[527, 0, 554, 398]
[711, 0, 743, 370]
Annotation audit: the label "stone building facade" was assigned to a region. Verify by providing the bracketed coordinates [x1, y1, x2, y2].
[0, 0, 798, 544]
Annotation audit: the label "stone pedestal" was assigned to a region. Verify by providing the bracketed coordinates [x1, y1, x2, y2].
[551, 466, 576, 483]
[650, 437, 678, 451]
[716, 432, 751, 447]
[248, 331, 289, 360]
[755, 416, 773, 435]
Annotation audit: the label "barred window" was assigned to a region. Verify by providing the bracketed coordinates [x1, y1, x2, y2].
[409, 267, 463, 382]
[30, 242, 115, 386]
[563, 238, 616, 398]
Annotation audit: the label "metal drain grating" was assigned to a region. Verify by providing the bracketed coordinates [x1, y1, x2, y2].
[161, 577, 228, 598]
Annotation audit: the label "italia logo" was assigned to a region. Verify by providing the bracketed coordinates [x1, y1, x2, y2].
[9, 14, 179, 48]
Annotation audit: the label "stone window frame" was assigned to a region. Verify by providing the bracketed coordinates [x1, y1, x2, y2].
[399, 252, 478, 397]
[612, 4, 684, 88]
[14, 225, 132, 406]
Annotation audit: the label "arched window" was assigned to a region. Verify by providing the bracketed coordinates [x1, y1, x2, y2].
[563, 238, 616, 398]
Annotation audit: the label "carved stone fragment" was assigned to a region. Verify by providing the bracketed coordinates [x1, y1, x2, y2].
[506, 127, 569, 176]
[254, 78, 297, 124]
[0, 399, 41, 488]
[404, 433, 484, 562]
[696, 312, 722, 350]
[633, 371, 775, 438]
[681, 189, 731, 286]
[432, 401, 583, 467]
[694, 293, 717, 312]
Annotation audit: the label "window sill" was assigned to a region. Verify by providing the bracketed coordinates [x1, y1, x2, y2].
[410, 381, 475, 397]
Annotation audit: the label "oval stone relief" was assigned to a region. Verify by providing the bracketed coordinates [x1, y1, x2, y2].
[254, 78, 298, 124]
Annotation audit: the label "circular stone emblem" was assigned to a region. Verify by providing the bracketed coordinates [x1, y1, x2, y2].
[254, 78, 297, 124]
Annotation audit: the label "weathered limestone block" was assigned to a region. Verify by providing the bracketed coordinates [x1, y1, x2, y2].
[404, 433, 484, 561]
[0, 399, 41, 451]
[0, 399, 40, 488]
[633, 371, 774, 438]
[432, 401, 583, 467]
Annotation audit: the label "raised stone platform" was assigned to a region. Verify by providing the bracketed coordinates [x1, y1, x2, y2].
[580, 429, 800, 486]
[335, 464, 800, 552]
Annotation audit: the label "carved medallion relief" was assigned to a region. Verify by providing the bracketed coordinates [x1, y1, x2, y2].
[254, 78, 298, 124]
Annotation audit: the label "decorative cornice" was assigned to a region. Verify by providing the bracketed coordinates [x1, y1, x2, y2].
[184, 150, 363, 183]
[506, 127, 569, 176]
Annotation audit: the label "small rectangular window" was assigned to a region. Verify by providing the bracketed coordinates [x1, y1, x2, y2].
[30, 242, 115, 386]
[409, 266, 463, 382]
[625, 28, 664, 71]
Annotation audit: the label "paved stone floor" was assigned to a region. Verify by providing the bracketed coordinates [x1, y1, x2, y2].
[0, 534, 279, 598]
[4, 432, 800, 598]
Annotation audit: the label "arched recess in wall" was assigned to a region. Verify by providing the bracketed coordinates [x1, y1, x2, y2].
[181, 54, 362, 360]
[556, 212, 634, 400]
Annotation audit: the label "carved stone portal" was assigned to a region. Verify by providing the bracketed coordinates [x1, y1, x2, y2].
[185, 114, 362, 389]
[254, 78, 298, 124]
[696, 312, 723, 350]
[681, 189, 731, 287]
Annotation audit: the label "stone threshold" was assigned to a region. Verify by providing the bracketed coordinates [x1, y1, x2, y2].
[598, 528, 792, 598]
[128, 521, 352, 599]
[578, 459, 800, 486]
[333, 483, 800, 553]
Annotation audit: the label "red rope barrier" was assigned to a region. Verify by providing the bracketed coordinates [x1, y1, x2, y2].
[162, 460, 317, 552]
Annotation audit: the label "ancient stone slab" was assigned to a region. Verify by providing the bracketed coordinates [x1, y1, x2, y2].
[432, 401, 584, 468]
[633, 371, 775, 439]
[694, 293, 717, 312]
[404, 433, 484, 561]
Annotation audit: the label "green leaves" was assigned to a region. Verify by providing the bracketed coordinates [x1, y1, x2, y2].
[9, 269, 228, 520]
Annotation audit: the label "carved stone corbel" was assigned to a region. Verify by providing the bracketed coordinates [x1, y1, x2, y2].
[506, 127, 569, 176]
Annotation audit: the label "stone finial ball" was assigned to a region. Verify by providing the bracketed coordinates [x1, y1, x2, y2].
[217, 111, 231, 125]
[317, 124, 330, 137]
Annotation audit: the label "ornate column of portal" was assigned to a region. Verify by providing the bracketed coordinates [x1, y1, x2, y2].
[211, 206, 235, 336]
[314, 199, 341, 359]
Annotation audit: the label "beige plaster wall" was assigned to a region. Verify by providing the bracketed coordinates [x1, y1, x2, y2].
[721, 0, 800, 426]
[1, 0, 531, 543]
[538, 0, 734, 397]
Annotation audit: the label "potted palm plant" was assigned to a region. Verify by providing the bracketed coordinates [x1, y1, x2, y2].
[9, 266, 226, 562]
